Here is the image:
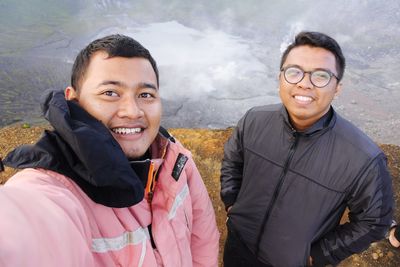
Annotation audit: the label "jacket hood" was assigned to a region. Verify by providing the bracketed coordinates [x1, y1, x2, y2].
[4, 89, 145, 208]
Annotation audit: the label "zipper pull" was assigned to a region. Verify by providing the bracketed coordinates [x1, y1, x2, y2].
[147, 191, 154, 203]
[145, 161, 156, 203]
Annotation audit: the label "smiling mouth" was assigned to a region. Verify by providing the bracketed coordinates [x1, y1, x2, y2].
[111, 127, 143, 135]
[294, 95, 313, 103]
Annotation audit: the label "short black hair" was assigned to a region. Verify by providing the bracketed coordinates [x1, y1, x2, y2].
[71, 34, 159, 90]
[280, 31, 346, 81]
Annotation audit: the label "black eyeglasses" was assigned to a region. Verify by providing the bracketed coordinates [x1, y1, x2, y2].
[281, 66, 338, 88]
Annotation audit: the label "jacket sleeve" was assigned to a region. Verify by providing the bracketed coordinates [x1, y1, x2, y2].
[0, 169, 94, 267]
[310, 153, 394, 266]
[220, 114, 246, 210]
[186, 157, 220, 267]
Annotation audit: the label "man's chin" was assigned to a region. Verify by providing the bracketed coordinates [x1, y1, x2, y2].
[122, 147, 148, 160]
[115, 135, 153, 159]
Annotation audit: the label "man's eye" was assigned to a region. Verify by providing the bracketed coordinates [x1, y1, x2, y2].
[313, 72, 330, 81]
[139, 92, 153, 98]
[286, 68, 302, 77]
[103, 91, 118, 97]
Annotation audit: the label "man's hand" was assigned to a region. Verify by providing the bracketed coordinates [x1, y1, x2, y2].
[308, 256, 313, 266]
[0, 158, 4, 172]
[226, 206, 232, 222]
[389, 227, 400, 248]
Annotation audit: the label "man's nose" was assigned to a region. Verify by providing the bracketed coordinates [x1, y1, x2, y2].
[297, 73, 313, 89]
[117, 97, 144, 118]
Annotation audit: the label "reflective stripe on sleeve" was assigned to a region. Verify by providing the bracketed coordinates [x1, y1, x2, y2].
[168, 184, 189, 220]
[138, 237, 146, 267]
[92, 227, 150, 253]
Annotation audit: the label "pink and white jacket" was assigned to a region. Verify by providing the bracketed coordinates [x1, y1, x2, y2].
[0, 137, 219, 267]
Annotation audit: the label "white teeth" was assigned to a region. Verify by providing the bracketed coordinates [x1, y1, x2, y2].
[294, 95, 312, 102]
[112, 128, 142, 134]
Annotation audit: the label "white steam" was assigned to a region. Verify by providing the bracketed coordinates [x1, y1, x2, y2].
[96, 21, 268, 100]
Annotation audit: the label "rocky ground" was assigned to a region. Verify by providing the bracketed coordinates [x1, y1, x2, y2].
[1, 124, 399, 266]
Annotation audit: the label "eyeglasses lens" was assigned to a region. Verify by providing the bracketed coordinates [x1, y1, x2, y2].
[284, 67, 303, 84]
[311, 71, 330, 87]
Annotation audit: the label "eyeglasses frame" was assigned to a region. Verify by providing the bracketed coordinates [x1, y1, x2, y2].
[280, 65, 339, 88]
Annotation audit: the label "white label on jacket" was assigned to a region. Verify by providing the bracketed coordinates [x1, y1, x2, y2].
[92, 227, 150, 253]
[168, 184, 189, 220]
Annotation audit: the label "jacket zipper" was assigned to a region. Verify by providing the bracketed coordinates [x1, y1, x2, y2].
[255, 132, 299, 257]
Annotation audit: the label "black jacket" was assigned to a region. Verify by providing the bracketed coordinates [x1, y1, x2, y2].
[220, 104, 393, 267]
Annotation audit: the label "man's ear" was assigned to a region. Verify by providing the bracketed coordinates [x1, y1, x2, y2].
[277, 72, 282, 91]
[65, 86, 78, 101]
[334, 82, 343, 98]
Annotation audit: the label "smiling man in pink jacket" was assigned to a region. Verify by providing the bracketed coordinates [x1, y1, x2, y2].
[0, 34, 219, 267]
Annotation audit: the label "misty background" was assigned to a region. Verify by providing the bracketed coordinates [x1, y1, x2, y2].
[0, 0, 399, 144]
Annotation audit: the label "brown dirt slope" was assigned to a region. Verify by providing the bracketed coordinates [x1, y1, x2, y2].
[0, 125, 399, 266]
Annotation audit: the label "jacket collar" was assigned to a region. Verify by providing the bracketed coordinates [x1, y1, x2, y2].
[4, 89, 169, 208]
[280, 105, 336, 136]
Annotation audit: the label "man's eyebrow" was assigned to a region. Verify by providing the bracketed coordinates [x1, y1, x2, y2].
[283, 64, 301, 68]
[283, 64, 334, 73]
[97, 80, 158, 90]
[97, 80, 124, 88]
[139, 82, 158, 91]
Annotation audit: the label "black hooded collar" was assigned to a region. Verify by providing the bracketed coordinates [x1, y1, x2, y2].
[4, 89, 146, 208]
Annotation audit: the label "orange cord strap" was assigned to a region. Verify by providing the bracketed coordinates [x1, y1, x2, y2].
[145, 161, 155, 198]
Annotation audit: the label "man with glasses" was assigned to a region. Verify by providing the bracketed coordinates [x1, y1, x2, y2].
[220, 31, 393, 266]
